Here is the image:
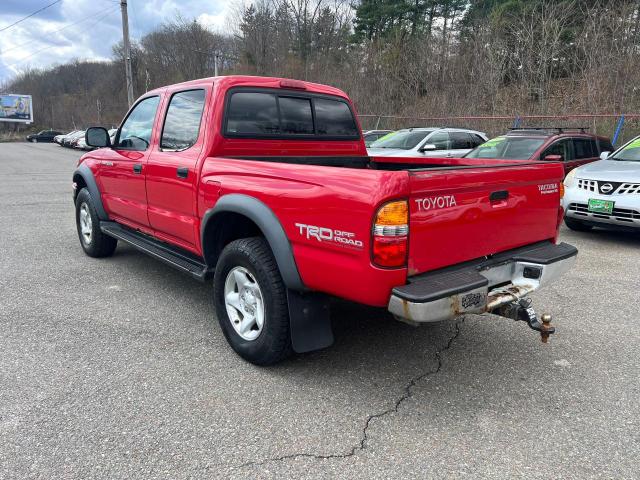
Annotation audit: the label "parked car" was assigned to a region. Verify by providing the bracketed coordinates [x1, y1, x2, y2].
[74, 75, 576, 365]
[64, 130, 85, 148]
[465, 128, 614, 176]
[26, 130, 62, 143]
[55, 130, 78, 145]
[367, 127, 487, 158]
[363, 129, 393, 147]
[76, 136, 90, 150]
[563, 135, 640, 232]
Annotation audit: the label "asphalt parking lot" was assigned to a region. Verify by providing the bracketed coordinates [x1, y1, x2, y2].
[1, 142, 639, 479]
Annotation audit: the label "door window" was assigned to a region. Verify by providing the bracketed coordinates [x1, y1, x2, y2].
[471, 134, 486, 147]
[116, 96, 160, 151]
[450, 132, 474, 149]
[161, 89, 206, 151]
[572, 138, 595, 159]
[542, 139, 573, 161]
[427, 132, 450, 150]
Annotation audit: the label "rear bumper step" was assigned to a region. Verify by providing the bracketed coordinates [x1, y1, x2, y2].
[388, 242, 577, 323]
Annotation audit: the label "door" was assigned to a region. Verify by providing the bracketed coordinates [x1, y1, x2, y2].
[98, 95, 161, 227]
[540, 139, 574, 176]
[146, 89, 207, 246]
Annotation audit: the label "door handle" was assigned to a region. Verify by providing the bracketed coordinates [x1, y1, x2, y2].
[133, 164, 142, 174]
[177, 167, 188, 179]
[490, 190, 509, 202]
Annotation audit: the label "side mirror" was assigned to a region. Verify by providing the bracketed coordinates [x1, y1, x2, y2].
[544, 154, 563, 162]
[420, 144, 437, 152]
[85, 127, 111, 148]
[600, 151, 610, 160]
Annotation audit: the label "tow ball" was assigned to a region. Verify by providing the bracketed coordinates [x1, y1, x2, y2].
[493, 298, 555, 343]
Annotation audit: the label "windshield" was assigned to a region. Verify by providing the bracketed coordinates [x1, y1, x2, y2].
[370, 129, 434, 150]
[465, 136, 546, 159]
[611, 138, 640, 162]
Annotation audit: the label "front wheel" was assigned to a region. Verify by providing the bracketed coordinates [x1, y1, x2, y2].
[564, 216, 593, 232]
[214, 237, 292, 365]
[75, 188, 117, 257]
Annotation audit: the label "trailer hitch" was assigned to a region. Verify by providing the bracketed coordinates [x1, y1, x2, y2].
[493, 298, 555, 343]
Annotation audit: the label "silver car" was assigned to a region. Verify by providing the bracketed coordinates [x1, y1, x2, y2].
[563, 135, 640, 231]
[367, 127, 487, 158]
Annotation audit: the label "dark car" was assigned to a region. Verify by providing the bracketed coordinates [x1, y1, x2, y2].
[465, 128, 615, 176]
[26, 130, 63, 143]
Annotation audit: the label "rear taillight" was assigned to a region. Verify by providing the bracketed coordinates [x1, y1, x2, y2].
[372, 200, 408, 268]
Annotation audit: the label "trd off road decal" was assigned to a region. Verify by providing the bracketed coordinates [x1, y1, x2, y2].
[414, 195, 457, 211]
[538, 183, 559, 195]
[295, 223, 364, 249]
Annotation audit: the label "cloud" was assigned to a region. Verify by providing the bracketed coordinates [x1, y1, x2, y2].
[0, 0, 234, 83]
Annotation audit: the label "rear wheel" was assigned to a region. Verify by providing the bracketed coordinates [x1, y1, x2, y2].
[564, 216, 593, 232]
[214, 237, 292, 365]
[75, 188, 117, 257]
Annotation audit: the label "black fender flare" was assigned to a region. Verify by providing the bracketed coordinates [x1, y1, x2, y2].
[201, 194, 333, 353]
[73, 163, 109, 221]
[201, 194, 304, 291]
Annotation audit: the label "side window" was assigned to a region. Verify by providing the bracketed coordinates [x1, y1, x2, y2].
[428, 132, 450, 150]
[279, 97, 313, 134]
[226, 92, 279, 134]
[450, 132, 473, 149]
[573, 138, 595, 159]
[116, 96, 160, 151]
[314, 98, 358, 136]
[598, 138, 614, 153]
[161, 89, 206, 151]
[472, 134, 486, 147]
[542, 139, 573, 161]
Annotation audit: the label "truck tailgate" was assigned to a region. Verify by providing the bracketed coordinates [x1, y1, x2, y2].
[408, 162, 563, 275]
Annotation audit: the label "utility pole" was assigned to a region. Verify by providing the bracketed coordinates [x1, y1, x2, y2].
[214, 53, 219, 76]
[120, 0, 134, 107]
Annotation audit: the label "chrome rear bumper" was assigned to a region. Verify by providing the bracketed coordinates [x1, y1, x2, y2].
[388, 242, 577, 324]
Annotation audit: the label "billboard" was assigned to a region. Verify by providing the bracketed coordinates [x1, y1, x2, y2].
[0, 94, 34, 123]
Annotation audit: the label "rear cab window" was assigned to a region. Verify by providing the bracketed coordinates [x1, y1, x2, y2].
[224, 88, 359, 140]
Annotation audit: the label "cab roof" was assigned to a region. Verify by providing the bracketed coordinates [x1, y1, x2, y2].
[145, 75, 350, 100]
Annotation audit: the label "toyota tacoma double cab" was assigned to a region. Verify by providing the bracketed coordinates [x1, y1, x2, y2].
[73, 75, 577, 365]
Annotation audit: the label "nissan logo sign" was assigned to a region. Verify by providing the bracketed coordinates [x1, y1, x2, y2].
[600, 183, 614, 193]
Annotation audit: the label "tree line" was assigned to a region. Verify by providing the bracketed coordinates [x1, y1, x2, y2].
[3, 0, 640, 137]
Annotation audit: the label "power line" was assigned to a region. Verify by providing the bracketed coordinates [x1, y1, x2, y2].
[2, 5, 120, 55]
[5, 8, 119, 69]
[0, 0, 63, 34]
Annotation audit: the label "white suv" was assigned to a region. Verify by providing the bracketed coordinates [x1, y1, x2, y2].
[367, 127, 487, 158]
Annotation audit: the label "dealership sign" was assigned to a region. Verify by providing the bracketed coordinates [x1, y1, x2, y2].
[0, 94, 33, 123]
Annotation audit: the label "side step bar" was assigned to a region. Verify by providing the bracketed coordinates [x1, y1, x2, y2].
[100, 222, 210, 281]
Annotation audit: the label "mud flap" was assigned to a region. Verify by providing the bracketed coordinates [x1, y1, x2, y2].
[287, 290, 333, 353]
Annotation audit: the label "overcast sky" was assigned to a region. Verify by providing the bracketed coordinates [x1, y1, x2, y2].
[0, 0, 233, 84]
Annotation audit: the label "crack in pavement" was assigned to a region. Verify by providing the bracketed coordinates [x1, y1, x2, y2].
[232, 318, 465, 470]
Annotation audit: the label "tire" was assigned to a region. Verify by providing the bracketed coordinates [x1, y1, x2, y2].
[75, 188, 117, 257]
[214, 237, 292, 365]
[564, 216, 593, 232]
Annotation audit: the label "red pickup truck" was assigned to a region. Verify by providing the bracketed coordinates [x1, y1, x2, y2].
[73, 76, 577, 365]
